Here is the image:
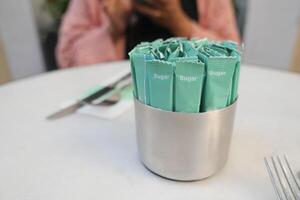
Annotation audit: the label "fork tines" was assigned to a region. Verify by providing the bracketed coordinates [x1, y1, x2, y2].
[264, 155, 300, 200]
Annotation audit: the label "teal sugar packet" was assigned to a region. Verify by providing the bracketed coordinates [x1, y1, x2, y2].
[201, 57, 237, 112]
[129, 51, 154, 104]
[129, 58, 138, 97]
[191, 38, 211, 53]
[174, 61, 205, 113]
[230, 51, 241, 103]
[165, 41, 181, 59]
[168, 41, 199, 62]
[146, 60, 174, 111]
[223, 42, 241, 103]
[129, 45, 154, 98]
[210, 44, 231, 56]
[168, 43, 198, 62]
[202, 45, 223, 57]
[152, 38, 163, 47]
[167, 42, 182, 61]
[197, 51, 209, 63]
[220, 41, 241, 103]
[156, 44, 169, 60]
[181, 40, 199, 58]
[199, 42, 240, 109]
[221, 40, 239, 52]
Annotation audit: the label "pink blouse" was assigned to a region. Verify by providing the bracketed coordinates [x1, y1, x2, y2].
[56, 0, 240, 68]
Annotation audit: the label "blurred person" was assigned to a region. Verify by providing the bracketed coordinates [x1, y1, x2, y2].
[56, 0, 240, 68]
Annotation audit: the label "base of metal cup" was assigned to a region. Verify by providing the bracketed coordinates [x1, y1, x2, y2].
[134, 98, 237, 181]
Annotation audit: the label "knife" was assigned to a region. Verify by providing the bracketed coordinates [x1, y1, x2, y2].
[47, 73, 131, 120]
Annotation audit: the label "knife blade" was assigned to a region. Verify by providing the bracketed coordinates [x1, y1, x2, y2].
[46, 100, 83, 120]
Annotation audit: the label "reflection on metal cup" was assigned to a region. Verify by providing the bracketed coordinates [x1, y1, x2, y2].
[134, 98, 237, 181]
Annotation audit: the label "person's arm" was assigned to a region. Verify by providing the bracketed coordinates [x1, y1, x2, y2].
[134, 0, 240, 43]
[56, 0, 123, 68]
[191, 0, 240, 43]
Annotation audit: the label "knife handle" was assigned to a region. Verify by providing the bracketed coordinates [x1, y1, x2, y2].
[79, 85, 103, 99]
[82, 86, 114, 103]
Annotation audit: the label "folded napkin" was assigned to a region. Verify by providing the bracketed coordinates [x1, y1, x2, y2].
[77, 86, 133, 120]
[129, 38, 242, 113]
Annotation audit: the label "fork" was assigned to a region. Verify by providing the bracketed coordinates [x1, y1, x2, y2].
[264, 155, 300, 200]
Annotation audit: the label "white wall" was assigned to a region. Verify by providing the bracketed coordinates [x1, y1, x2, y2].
[243, 0, 300, 70]
[0, 0, 45, 80]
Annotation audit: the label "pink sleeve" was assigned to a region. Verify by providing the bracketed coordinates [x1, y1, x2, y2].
[56, 0, 124, 68]
[191, 0, 240, 43]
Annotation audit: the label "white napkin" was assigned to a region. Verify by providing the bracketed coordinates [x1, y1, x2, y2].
[76, 98, 133, 120]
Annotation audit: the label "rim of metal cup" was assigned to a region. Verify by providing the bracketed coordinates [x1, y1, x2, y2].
[134, 97, 238, 115]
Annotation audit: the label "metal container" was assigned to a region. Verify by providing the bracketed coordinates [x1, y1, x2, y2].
[134, 98, 237, 181]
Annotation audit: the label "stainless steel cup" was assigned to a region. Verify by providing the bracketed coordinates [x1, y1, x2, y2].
[134, 98, 237, 181]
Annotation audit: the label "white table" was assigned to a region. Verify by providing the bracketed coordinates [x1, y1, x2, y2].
[0, 61, 299, 200]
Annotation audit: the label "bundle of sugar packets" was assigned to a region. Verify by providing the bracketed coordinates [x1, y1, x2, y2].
[129, 37, 242, 113]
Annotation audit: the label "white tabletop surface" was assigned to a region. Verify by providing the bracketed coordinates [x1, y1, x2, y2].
[0, 61, 299, 200]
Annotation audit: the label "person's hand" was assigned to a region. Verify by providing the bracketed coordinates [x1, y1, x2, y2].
[134, 0, 194, 37]
[103, 0, 133, 41]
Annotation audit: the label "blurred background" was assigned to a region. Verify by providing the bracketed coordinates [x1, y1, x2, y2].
[0, 0, 300, 85]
